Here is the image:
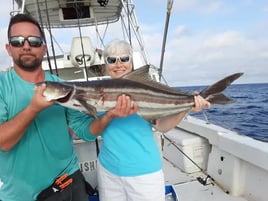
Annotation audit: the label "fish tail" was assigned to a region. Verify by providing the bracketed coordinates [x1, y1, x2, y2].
[199, 72, 244, 105]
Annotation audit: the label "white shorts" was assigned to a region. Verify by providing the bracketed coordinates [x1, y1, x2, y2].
[97, 162, 165, 201]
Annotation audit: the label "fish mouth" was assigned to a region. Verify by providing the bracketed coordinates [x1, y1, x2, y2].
[56, 90, 73, 103]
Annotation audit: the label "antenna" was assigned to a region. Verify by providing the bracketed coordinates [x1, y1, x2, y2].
[159, 0, 173, 81]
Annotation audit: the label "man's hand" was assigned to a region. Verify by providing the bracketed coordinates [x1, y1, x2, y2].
[29, 83, 55, 113]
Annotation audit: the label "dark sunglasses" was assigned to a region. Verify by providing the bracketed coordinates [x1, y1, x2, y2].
[105, 55, 131, 64]
[9, 36, 44, 47]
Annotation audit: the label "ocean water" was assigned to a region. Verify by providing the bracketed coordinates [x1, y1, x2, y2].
[178, 83, 268, 142]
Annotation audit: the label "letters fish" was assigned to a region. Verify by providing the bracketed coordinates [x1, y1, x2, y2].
[36, 65, 243, 120]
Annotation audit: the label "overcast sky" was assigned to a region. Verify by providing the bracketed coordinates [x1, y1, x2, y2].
[0, 0, 268, 86]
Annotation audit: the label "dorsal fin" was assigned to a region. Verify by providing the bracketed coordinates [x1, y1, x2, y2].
[122, 65, 151, 81]
[122, 65, 191, 95]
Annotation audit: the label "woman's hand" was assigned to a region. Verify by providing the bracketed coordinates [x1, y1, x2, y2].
[106, 94, 138, 119]
[191, 92, 211, 112]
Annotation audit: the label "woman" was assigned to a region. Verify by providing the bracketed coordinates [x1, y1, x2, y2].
[89, 39, 210, 201]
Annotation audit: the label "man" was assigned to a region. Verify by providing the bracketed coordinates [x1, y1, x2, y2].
[0, 14, 135, 201]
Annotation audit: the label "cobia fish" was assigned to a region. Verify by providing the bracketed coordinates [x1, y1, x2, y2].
[35, 65, 243, 120]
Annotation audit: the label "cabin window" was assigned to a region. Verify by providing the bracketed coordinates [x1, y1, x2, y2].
[61, 6, 91, 20]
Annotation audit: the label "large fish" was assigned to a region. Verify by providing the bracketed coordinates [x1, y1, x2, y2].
[36, 65, 243, 120]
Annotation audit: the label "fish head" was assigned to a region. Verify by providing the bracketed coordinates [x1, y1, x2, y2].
[35, 81, 74, 102]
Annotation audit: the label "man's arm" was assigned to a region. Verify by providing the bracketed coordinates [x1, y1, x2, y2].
[0, 84, 54, 151]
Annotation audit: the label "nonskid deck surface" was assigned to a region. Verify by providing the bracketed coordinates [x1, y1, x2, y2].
[163, 158, 248, 201]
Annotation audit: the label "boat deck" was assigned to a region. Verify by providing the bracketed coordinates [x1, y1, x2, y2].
[163, 158, 247, 201]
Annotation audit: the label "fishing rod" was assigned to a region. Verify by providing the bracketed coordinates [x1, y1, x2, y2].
[159, 0, 173, 81]
[163, 134, 230, 194]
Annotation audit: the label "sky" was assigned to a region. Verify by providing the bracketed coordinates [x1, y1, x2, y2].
[0, 0, 268, 86]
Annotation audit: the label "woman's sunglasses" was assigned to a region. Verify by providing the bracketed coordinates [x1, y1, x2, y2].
[105, 55, 131, 64]
[9, 36, 44, 47]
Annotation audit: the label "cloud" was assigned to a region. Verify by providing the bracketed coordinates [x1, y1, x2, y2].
[136, 0, 268, 86]
[142, 22, 268, 86]
[0, 0, 267, 86]
[172, 0, 225, 14]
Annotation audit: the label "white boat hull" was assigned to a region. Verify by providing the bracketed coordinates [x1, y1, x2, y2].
[74, 115, 268, 201]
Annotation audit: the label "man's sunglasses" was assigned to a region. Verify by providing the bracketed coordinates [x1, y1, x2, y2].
[105, 55, 131, 65]
[9, 36, 44, 47]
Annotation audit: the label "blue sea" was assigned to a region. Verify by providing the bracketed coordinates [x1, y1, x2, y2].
[178, 83, 268, 142]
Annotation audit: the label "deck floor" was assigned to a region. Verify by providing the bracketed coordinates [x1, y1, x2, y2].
[163, 158, 248, 201]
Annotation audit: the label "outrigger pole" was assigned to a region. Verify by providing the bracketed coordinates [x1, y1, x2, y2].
[159, 0, 173, 81]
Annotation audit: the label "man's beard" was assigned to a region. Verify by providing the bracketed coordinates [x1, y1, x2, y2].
[14, 57, 42, 72]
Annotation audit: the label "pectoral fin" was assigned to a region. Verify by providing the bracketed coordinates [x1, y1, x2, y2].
[77, 99, 98, 119]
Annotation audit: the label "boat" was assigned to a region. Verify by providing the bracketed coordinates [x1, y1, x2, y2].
[11, 1, 268, 201]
